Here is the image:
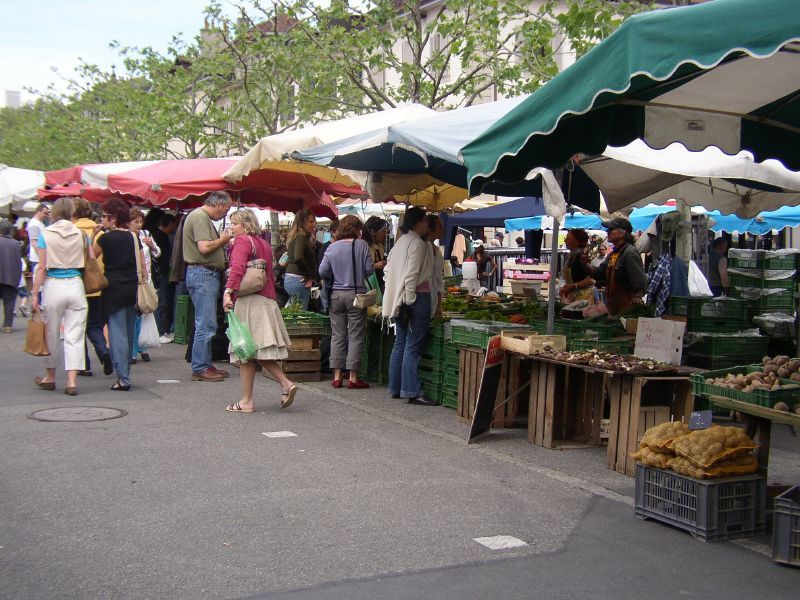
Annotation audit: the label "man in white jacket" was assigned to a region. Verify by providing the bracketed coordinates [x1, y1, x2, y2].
[382, 207, 436, 405]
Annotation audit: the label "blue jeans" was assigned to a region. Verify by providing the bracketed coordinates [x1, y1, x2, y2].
[133, 315, 142, 356]
[284, 274, 310, 310]
[107, 306, 137, 386]
[186, 265, 220, 373]
[389, 293, 431, 399]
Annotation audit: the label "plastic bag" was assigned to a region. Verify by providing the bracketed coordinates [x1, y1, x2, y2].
[138, 312, 161, 349]
[367, 272, 383, 305]
[688, 261, 713, 297]
[226, 311, 257, 361]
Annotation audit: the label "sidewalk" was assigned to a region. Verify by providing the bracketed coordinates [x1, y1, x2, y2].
[1, 332, 798, 599]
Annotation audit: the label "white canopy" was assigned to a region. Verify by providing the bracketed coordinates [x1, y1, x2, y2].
[222, 104, 436, 184]
[0, 164, 44, 213]
[578, 140, 800, 218]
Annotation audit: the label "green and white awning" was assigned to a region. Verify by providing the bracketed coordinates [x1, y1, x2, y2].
[461, 0, 800, 195]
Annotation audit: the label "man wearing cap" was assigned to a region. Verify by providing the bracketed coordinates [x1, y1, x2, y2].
[593, 217, 647, 315]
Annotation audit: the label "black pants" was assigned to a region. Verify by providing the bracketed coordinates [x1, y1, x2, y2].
[84, 296, 109, 370]
[0, 284, 16, 328]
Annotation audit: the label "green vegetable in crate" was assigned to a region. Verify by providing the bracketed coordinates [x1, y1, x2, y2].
[442, 296, 470, 313]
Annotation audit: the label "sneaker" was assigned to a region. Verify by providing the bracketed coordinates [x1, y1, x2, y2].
[159, 333, 174, 344]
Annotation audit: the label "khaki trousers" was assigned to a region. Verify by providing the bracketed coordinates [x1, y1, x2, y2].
[42, 277, 88, 372]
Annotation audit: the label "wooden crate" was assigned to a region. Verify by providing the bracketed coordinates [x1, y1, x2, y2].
[263, 339, 324, 383]
[528, 361, 607, 448]
[607, 376, 693, 477]
[456, 347, 523, 428]
[499, 330, 566, 355]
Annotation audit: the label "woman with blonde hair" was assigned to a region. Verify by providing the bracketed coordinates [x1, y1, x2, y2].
[284, 208, 318, 309]
[222, 209, 297, 413]
[31, 197, 91, 395]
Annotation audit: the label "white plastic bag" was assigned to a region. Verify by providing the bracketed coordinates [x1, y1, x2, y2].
[138, 312, 161, 349]
[688, 260, 713, 297]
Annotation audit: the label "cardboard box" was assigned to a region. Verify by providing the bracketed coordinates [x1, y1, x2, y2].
[634, 317, 686, 365]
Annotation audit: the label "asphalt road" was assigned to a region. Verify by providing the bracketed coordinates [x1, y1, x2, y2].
[1, 329, 798, 599]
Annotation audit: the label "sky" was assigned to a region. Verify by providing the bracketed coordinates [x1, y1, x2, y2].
[0, 0, 226, 102]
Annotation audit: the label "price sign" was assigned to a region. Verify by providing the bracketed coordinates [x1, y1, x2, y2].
[688, 410, 713, 430]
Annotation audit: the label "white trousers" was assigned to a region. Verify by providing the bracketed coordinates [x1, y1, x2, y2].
[42, 277, 88, 371]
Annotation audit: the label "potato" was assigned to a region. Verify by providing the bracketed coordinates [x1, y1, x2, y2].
[789, 373, 800, 381]
[788, 359, 800, 371]
[777, 367, 790, 378]
[776, 355, 791, 366]
[762, 356, 772, 365]
[773, 402, 790, 412]
[764, 364, 778, 375]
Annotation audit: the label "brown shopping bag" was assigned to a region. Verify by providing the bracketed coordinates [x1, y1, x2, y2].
[24, 311, 50, 356]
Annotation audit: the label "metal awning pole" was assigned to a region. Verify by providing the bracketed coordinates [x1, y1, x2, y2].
[546, 218, 560, 335]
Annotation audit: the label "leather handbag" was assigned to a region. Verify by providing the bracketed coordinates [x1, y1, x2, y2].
[237, 236, 268, 296]
[82, 234, 108, 295]
[132, 232, 158, 314]
[24, 310, 50, 356]
[351, 240, 376, 309]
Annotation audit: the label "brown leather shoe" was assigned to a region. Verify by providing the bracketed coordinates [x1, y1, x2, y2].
[209, 366, 229, 379]
[34, 377, 56, 391]
[191, 369, 224, 382]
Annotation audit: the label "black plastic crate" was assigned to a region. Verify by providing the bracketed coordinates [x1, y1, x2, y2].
[772, 485, 800, 568]
[634, 464, 766, 542]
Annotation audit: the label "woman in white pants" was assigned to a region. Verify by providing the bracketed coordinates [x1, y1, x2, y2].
[31, 198, 90, 396]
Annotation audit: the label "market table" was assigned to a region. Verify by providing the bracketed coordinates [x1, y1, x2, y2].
[518, 354, 695, 476]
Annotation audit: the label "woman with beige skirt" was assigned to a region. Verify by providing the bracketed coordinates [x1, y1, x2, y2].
[222, 209, 296, 413]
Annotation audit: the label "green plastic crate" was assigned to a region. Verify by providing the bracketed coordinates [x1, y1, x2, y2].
[730, 272, 795, 294]
[686, 353, 755, 371]
[568, 337, 633, 354]
[690, 364, 800, 408]
[281, 311, 331, 337]
[669, 296, 748, 321]
[441, 383, 458, 408]
[690, 334, 770, 357]
[728, 249, 798, 271]
[555, 318, 624, 340]
[173, 295, 193, 344]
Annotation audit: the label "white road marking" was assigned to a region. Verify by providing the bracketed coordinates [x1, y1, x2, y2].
[156, 379, 181, 384]
[262, 431, 298, 438]
[473, 535, 528, 550]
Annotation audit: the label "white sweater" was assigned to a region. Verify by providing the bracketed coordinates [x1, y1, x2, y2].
[381, 230, 432, 318]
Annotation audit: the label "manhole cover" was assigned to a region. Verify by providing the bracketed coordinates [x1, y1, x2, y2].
[28, 407, 127, 422]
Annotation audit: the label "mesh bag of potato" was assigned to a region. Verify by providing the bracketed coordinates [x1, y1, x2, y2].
[633, 421, 691, 469]
[631, 446, 672, 468]
[667, 453, 758, 479]
[639, 421, 690, 452]
[672, 425, 756, 469]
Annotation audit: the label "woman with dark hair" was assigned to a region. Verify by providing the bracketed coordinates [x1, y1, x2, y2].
[72, 197, 111, 377]
[319, 215, 374, 389]
[362, 216, 388, 293]
[31, 198, 90, 395]
[222, 209, 296, 413]
[129, 207, 160, 363]
[472, 244, 497, 284]
[382, 207, 436, 405]
[560, 228, 596, 303]
[284, 208, 318, 309]
[425, 214, 445, 318]
[93, 197, 142, 391]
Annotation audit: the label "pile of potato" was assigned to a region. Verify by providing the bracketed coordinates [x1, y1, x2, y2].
[703, 355, 800, 394]
[668, 453, 757, 479]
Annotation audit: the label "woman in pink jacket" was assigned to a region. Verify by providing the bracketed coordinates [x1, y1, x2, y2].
[222, 209, 296, 413]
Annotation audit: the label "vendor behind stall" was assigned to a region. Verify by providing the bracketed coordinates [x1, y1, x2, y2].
[560, 228, 596, 304]
[593, 218, 647, 315]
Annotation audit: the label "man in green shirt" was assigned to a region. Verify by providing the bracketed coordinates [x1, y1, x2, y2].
[183, 191, 232, 382]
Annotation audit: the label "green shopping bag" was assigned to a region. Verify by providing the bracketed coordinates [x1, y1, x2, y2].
[367, 272, 383, 305]
[226, 311, 257, 361]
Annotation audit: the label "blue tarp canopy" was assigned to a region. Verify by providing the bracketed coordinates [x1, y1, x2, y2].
[442, 196, 545, 256]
